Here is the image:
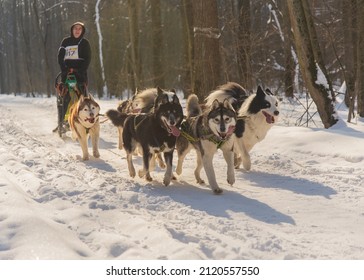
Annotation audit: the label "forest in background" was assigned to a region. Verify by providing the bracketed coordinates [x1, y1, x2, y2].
[1, 0, 364, 127]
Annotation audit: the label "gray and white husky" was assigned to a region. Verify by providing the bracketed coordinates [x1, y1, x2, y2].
[176, 95, 237, 194]
[205, 83, 279, 171]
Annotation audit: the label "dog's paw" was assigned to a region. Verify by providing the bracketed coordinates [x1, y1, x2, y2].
[213, 188, 223, 195]
[243, 159, 251, 171]
[138, 169, 146, 178]
[129, 170, 136, 178]
[82, 154, 90, 161]
[196, 178, 205, 184]
[93, 150, 100, 158]
[175, 163, 182, 175]
[227, 178, 235, 185]
[163, 177, 171, 186]
[227, 174, 235, 185]
[195, 170, 205, 184]
[146, 174, 153, 182]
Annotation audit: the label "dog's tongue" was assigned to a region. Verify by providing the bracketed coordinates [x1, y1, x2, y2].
[86, 118, 95, 123]
[263, 111, 274, 124]
[170, 125, 181, 137]
[227, 125, 235, 136]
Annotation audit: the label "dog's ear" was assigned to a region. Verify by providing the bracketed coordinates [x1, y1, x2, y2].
[223, 98, 235, 112]
[154, 88, 168, 109]
[161, 95, 169, 105]
[88, 93, 95, 101]
[77, 95, 85, 112]
[211, 99, 220, 110]
[265, 88, 273, 96]
[172, 94, 180, 104]
[256, 85, 265, 97]
[157, 87, 163, 96]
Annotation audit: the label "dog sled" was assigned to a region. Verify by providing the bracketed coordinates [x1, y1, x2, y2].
[53, 69, 88, 137]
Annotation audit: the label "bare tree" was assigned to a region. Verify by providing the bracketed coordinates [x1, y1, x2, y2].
[180, 0, 194, 96]
[32, 0, 52, 97]
[127, 0, 141, 90]
[151, 0, 165, 88]
[280, 0, 295, 98]
[192, 0, 221, 99]
[237, 0, 253, 90]
[19, 0, 35, 96]
[342, 0, 357, 121]
[355, 0, 364, 117]
[287, 0, 338, 128]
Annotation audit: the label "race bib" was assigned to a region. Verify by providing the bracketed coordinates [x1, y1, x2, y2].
[64, 45, 79, 60]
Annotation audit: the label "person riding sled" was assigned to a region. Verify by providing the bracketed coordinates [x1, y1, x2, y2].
[55, 21, 91, 135]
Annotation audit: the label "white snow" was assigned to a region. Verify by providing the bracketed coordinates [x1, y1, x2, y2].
[315, 63, 330, 91]
[0, 94, 364, 263]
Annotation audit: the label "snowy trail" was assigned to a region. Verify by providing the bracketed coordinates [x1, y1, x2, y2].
[0, 95, 364, 259]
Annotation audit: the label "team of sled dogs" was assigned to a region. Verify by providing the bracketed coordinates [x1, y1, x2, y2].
[67, 82, 279, 194]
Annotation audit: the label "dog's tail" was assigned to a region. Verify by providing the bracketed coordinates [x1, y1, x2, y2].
[106, 109, 128, 127]
[186, 94, 202, 118]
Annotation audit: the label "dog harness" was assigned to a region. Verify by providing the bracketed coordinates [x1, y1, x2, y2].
[133, 114, 149, 130]
[75, 113, 100, 137]
[180, 120, 234, 149]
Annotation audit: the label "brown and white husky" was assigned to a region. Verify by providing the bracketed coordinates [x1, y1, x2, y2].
[68, 95, 101, 161]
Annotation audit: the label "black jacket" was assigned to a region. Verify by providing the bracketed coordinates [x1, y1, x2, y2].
[57, 23, 91, 83]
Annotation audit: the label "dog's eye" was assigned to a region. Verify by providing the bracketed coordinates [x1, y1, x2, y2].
[214, 118, 220, 123]
[83, 108, 88, 111]
[265, 102, 271, 108]
[225, 117, 231, 123]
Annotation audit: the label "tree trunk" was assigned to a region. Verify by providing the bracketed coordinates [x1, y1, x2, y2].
[356, 0, 364, 116]
[342, 0, 357, 121]
[151, 0, 165, 88]
[32, 0, 52, 97]
[286, 0, 338, 128]
[127, 0, 141, 89]
[236, 0, 252, 90]
[19, 0, 35, 96]
[180, 0, 194, 96]
[281, 0, 295, 98]
[192, 0, 221, 99]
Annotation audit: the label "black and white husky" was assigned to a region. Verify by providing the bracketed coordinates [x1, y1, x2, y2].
[176, 95, 237, 194]
[122, 88, 183, 186]
[107, 88, 158, 150]
[205, 83, 279, 171]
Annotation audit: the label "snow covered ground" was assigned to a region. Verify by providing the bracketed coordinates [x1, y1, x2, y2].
[0, 93, 363, 261]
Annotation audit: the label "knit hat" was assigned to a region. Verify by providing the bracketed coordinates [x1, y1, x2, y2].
[70, 22, 86, 38]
